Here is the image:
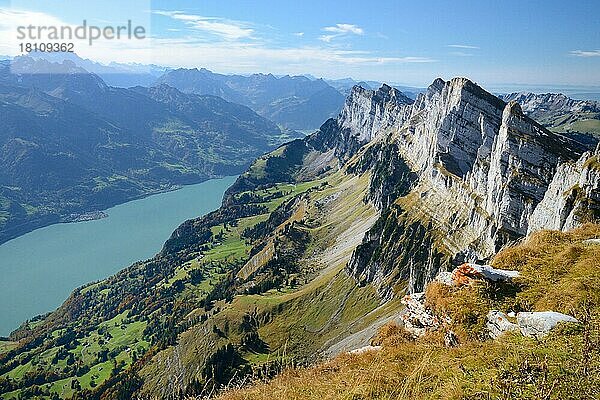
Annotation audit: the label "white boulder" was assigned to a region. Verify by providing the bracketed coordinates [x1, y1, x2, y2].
[466, 263, 520, 282]
[449, 263, 520, 286]
[517, 311, 579, 338]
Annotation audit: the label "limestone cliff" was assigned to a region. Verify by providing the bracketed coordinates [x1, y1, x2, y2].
[528, 144, 600, 233]
[339, 78, 593, 296]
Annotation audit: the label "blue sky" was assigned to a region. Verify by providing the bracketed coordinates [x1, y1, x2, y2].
[1, 0, 599, 89]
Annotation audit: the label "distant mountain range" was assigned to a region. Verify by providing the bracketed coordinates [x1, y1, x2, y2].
[24, 52, 170, 88]
[23, 53, 349, 131]
[0, 57, 297, 244]
[324, 77, 425, 99]
[501, 92, 600, 147]
[156, 68, 346, 130]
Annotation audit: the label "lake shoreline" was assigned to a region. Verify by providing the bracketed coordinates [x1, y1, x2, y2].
[0, 176, 237, 336]
[65, 210, 109, 223]
[0, 175, 234, 247]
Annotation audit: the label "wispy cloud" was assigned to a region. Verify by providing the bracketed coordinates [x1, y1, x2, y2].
[293, 32, 304, 37]
[570, 49, 600, 57]
[447, 44, 480, 49]
[449, 51, 474, 57]
[320, 23, 363, 42]
[139, 40, 435, 67]
[153, 11, 254, 41]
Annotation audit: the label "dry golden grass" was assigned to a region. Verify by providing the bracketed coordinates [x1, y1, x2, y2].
[216, 328, 598, 400]
[214, 225, 600, 400]
[493, 223, 600, 315]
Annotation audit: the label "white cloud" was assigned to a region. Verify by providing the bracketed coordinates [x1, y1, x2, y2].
[447, 44, 480, 49]
[323, 23, 364, 35]
[0, 8, 151, 58]
[319, 34, 336, 43]
[0, 9, 68, 55]
[131, 40, 435, 68]
[319, 23, 363, 42]
[570, 49, 600, 57]
[293, 32, 304, 37]
[153, 11, 254, 41]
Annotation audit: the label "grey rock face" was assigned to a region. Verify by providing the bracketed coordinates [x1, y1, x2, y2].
[528, 143, 600, 234]
[343, 78, 595, 294]
[329, 84, 413, 162]
[486, 310, 520, 339]
[338, 84, 413, 145]
[517, 311, 579, 338]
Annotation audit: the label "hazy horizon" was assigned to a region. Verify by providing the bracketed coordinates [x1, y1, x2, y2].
[5, 51, 600, 98]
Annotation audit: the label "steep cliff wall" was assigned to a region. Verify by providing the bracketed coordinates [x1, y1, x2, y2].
[342, 78, 593, 295]
[528, 144, 600, 233]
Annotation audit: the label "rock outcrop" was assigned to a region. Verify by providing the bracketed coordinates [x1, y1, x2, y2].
[434, 263, 519, 287]
[409, 267, 580, 340]
[451, 263, 519, 285]
[348, 345, 382, 355]
[486, 309, 580, 340]
[401, 292, 445, 336]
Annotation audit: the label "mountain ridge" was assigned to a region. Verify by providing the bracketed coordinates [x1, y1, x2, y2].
[500, 91, 600, 147]
[156, 68, 346, 130]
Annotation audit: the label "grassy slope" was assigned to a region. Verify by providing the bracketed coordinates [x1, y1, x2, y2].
[0, 171, 330, 399]
[137, 170, 387, 396]
[250, 172, 385, 358]
[217, 225, 600, 400]
[0, 342, 17, 354]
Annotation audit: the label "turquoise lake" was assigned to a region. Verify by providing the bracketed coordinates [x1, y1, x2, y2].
[0, 176, 237, 336]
